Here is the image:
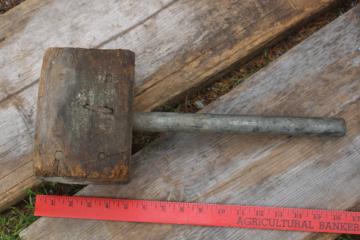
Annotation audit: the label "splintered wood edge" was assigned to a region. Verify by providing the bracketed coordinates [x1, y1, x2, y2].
[41, 177, 130, 185]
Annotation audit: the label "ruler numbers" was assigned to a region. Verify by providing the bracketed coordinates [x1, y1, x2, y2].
[35, 195, 360, 235]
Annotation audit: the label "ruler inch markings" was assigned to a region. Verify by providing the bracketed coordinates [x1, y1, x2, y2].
[34, 195, 360, 235]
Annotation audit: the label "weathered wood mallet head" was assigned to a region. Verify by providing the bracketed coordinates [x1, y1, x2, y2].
[33, 48, 346, 185]
[34, 48, 134, 184]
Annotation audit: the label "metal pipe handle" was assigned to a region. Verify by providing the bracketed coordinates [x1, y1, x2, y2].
[133, 112, 346, 136]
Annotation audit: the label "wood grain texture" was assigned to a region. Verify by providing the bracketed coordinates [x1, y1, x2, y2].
[0, 0, 338, 210]
[20, 6, 360, 239]
[34, 48, 134, 183]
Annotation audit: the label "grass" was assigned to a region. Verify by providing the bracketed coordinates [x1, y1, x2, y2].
[0, 198, 35, 239]
[0, 184, 81, 239]
[1, 189, 41, 239]
[337, 236, 360, 240]
[0, 0, 359, 239]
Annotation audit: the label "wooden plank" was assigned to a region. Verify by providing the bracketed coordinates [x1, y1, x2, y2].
[0, 0, 173, 210]
[21, 6, 360, 239]
[0, 0, 338, 211]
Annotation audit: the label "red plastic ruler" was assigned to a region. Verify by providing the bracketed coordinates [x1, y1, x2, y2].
[35, 195, 360, 235]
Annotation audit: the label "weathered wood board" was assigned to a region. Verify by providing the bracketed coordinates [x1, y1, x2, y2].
[20, 6, 360, 240]
[0, 0, 338, 211]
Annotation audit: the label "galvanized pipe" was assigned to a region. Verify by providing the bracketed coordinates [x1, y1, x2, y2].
[133, 112, 346, 136]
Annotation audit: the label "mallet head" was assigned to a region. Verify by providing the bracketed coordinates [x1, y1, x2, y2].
[33, 48, 134, 184]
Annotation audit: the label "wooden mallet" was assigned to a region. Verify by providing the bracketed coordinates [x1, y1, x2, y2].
[33, 48, 346, 184]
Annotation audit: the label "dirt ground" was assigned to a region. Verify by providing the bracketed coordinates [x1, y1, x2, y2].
[1, 1, 360, 239]
[0, 0, 24, 13]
